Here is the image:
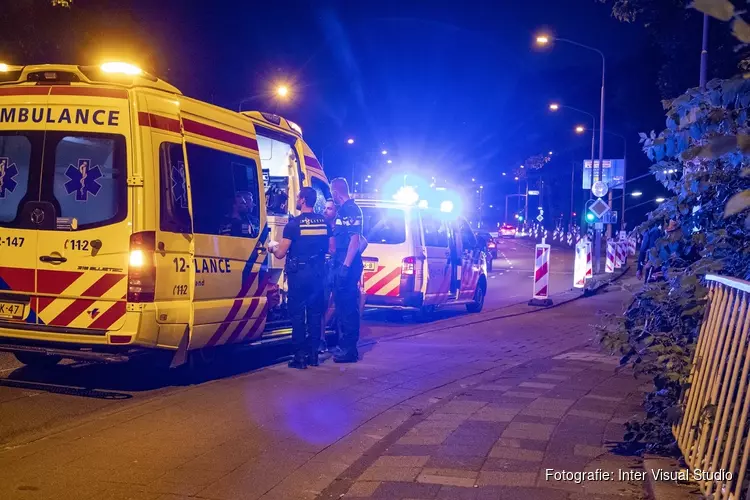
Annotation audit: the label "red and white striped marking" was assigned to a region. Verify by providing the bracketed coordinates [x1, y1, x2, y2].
[532, 243, 551, 300]
[614, 241, 623, 269]
[574, 241, 587, 288]
[364, 265, 401, 297]
[585, 242, 593, 279]
[605, 241, 615, 273]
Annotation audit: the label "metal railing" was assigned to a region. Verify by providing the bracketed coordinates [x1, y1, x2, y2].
[674, 274, 750, 499]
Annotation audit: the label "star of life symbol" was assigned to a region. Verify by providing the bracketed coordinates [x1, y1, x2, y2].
[0, 157, 19, 199]
[64, 159, 102, 201]
[171, 161, 187, 208]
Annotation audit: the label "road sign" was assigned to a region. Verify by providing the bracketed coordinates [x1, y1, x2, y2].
[602, 210, 618, 224]
[528, 190, 540, 195]
[536, 214, 544, 222]
[589, 198, 610, 219]
[592, 180, 608, 198]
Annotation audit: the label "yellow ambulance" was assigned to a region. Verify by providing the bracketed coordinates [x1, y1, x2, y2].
[240, 111, 332, 331]
[0, 62, 282, 368]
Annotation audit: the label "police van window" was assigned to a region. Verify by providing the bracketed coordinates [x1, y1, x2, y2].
[52, 135, 126, 228]
[0, 134, 32, 225]
[420, 211, 449, 248]
[159, 142, 191, 234]
[186, 143, 260, 238]
[310, 177, 331, 214]
[362, 206, 406, 245]
[459, 219, 477, 250]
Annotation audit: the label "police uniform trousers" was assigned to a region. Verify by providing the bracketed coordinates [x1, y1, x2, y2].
[287, 262, 325, 357]
[333, 261, 362, 356]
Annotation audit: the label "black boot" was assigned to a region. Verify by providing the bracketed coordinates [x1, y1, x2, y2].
[288, 353, 307, 370]
[306, 345, 320, 366]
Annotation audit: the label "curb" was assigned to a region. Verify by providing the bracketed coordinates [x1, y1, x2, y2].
[367, 265, 631, 345]
[643, 455, 702, 500]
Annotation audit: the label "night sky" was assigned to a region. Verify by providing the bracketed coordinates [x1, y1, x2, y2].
[0, 0, 721, 226]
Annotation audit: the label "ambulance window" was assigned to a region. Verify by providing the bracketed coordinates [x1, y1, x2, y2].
[51, 134, 126, 228]
[186, 143, 260, 238]
[310, 177, 331, 214]
[362, 206, 406, 245]
[159, 142, 192, 234]
[421, 212, 449, 248]
[0, 135, 32, 224]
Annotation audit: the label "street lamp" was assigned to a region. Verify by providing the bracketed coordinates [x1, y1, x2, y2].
[575, 125, 585, 134]
[502, 172, 507, 176]
[631, 191, 643, 197]
[387, 159, 392, 164]
[276, 85, 290, 98]
[548, 151, 553, 155]
[549, 103, 560, 111]
[655, 197, 666, 203]
[537, 32, 606, 271]
[347, 138, 355, 145]
[381, 150, 388, 155]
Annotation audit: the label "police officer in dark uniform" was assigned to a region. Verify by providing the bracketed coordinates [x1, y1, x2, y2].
[268, 187, 329, 369]
[329, 178, 364, 363]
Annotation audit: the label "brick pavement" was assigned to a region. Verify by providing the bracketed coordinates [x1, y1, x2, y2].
[0, 280, 646, 500]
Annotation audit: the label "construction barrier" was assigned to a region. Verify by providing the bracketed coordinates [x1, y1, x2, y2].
[673, 275, 750, 500]
[628, 237, 637, 256]
[614, 240, 623, 269]
[605, 241, 615, 273]
[585, 241, 593, 280]
[529, 240, 553, 306]
[620, 240, 628, 265]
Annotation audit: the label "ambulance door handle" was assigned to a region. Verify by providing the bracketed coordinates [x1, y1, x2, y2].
[40, 255, 67, 264]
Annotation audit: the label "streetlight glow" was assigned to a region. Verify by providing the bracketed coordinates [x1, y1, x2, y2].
[502, 172, 507, 176]
[387, 159, 392, 164]
[276, 85, 290, 98]
[381, 150, 388, 155]
[549, 103, 560, 111]
[536, 35, 550, 45]
[347, 138, 355, 145]
[520, 165, 525, 169]
[471, 178, 476, 182]
[548, 151, 553, 155]
[575, 125, 585, 134]
[514, 176, 519, 181]
[656, 197, 666, 203]
[631, 191, 643, 197]
[479, 185, 484, 189]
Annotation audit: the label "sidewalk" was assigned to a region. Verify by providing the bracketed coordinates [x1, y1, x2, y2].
[0, 277, 646, 500]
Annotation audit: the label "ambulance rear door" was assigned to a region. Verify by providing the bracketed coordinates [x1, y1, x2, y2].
[420, 210, 452, 306]
[361, 203, 410, 300]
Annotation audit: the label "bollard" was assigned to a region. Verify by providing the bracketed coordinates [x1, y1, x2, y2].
[585, 241, 593, 279]
[620, 240, 628, 265]
[529, 238, 553, 306]
[605, 241, 615, 273]
[628, 237, 636, 256]
[614, 240, 623, 269]
[574, 240, 587, 288]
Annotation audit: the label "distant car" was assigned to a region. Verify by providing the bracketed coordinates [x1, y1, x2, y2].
[474, 231, 497, 271]
[499, 223, 517, 238]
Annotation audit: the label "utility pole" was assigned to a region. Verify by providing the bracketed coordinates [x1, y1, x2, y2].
[700, 14, 709, 90]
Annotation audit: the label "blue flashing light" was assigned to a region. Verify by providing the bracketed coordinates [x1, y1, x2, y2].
[440, 200, 454, 213]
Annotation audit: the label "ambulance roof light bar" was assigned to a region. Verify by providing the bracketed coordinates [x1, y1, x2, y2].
[101, 62, 143, 75]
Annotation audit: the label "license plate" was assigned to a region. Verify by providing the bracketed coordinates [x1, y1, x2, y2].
[0, 301, 24, 320]
[363, 261, 377, 271]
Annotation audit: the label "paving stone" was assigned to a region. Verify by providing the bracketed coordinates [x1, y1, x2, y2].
[536, 374, 570, 381]
[503, 391, 543, 398]
[345, 481, 380, 497]
[489, 446, 544, 462]
[477, 471, 538, 487]
[518, 382, 556, 390]
[417, 470, 477, 488]
[372, 455, 430, 468]
[567, 409, 613, 420]
[435, 485, 480, 499]
[360, 466, 422, 482]
[501, 422, 555, 441]
[424, 455, 486, 472]
[474, 384, 512, 392]
[371, 481, 441, 499]
[436, 400, 488, 415]
[573, 444, 607, 458]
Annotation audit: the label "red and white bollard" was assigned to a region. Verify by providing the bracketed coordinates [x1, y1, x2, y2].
[614, 240, 623, 269]
[529, 239, 553, 306]
[605, 241, 615, 273]
[585, 241, 593, 280]
[574, 240, 587, 288]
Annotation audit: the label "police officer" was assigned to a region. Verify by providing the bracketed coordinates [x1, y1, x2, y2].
[329, 178, 364, 363]
[268, 187, 329, 369]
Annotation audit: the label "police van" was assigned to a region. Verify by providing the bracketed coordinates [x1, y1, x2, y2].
[0, 62, 288, 367]
[357, 196, 487, 320]
[240, 111, 331, 331]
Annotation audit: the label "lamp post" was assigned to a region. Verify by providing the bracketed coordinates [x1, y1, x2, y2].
[537, 34, 606, 272]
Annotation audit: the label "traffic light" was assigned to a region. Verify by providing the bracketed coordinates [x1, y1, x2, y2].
[586, 212, 595, 222]
[518, 215, 524, 222]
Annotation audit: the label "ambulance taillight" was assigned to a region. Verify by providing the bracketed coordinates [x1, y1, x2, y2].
[401, 256, 416, 275]
[399, 256, 418, 295]
[128, 231, 156, 303]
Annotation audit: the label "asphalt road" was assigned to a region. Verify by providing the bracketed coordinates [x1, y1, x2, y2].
[0, 237, 575, 448]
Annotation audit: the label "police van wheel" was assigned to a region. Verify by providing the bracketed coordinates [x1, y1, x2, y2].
[466, 280, 486, 313]
[14, 352, 62, 368]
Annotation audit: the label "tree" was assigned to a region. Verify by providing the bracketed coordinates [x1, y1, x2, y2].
[596, 0, 745, 98]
